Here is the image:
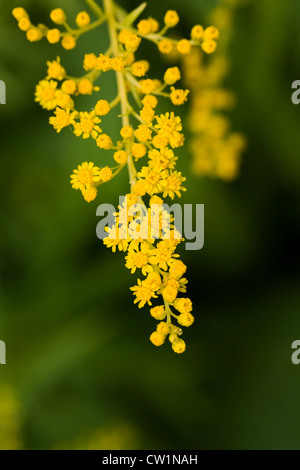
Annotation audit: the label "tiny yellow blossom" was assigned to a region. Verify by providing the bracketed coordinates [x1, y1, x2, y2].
[47, 28, 61, 44]
[177, 39, 191, 55]
[49, 107, 77, 133]
[150, 331, 165, 347]
[150, 306, 166, 321]
[61, 34, 76, 50]
[131, 60, 150, 78]
[140, 79, 156, 95]
[83, 53, 98, 71]
[113, 150, 128, 165]
[170, 87, 189, 105]
[131, 143, 147, 160]
[164, 67, 181, 85]
[47, 58, 66, 81]
[61, 79, 77, 95]
[77, 78, 94, 95]
[172, 338, 186, 353]
[18, 17, 31, 32]
[203, 26, 220, 41]
[158, 39, 173, 54]
[82, 186, 98, 203]
[164, 10, 179, 27]
[191, 25, 204, 40]
[95, 99, 110, 116]
[73, 112, 101, 139]
[99, 166, 113, 182]
[121, 126, 134, 139]
[135, 124, 152, 142]
[174, 297, 193, 314]
[12, 7, 28, 21]
[142, 95, 158, 109]
[76, 11, 91, 28]
[70, 162, 100, 191]
[50, 8, 66, 25]
[96, 134, 113, 149]
[26, 27, 43, 42]
[137, 19, 152, 35]
[201, 39, 217, 54]
[178, 313, 194, 327]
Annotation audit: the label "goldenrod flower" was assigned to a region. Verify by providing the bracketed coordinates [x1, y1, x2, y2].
[82, 186, 98, 203]
[114, 150, 128, 165]
[70, 162, 100, 191]
[125, 243, 153, 275]
[35, 80, 58, 110]
[150, 306, 166, 321]
[14, 0, 220, 353]
[12, 7, 28, 21]
[49, 107, 77, 133]
[170, 87, 189, 105]
[164, 67, 181, 85]
[131, 143, 147, 161]
[61, 34, 76, 50]
[99, 166, 113, 182]
[18, 17, 31, 32]
[73, 112, 101, 139]
[61, 79, 77, 95]
[77, 78, 95, 95]
[142, 95, 158, 109]
[26, 27, 43, 42]
[191, 24, 204, 40]
[201, 39, 217, 54]
[137, 19, 152, 35]
[47, 29, 61, 44]
[131, 60, 150, 78]
[130, 279, 157, 308]
[50, 8, 66, 25]
[162, 171, 186, 199]
[95, 99, 110, 116]
[47, 58, 66, 81]
[174, 298, 193, 314]
[158, 39, 173, 54]
[177, 39, 191, 55]
[172, 338, 186, 354]
[76, 11, 91, 28]
[135, 124, 152, 142]
[83, 53, 98, 71]
[164, 10, 179, 27]
[120, 126, 134, 139]
[203, 26, 220, 41]
[150, 331, 165, 346]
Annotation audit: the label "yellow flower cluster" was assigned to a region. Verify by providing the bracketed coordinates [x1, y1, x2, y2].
[182, 0, 246, 181]
[12, 5, 106, 50]
[13, 0, 219, 353]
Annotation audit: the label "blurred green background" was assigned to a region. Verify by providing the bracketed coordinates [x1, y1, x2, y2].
[1, 0, 300, 450]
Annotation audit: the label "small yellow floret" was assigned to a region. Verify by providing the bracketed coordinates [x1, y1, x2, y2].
[76, 11, 90, 28]
[47, 29, 61, 44]
[164, 10, 179, 27]
[177, 39, 191, 55]
[50, 8, 66, 25]
[95, 99, 110, 116]
[61, 34, 76, 50]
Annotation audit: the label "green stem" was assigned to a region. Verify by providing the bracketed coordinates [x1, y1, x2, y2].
[103, 0, 137, 188]
[85, 0, 104, 18]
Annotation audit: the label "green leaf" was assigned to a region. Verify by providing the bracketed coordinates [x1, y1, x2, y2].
[122, 2, 147, 27]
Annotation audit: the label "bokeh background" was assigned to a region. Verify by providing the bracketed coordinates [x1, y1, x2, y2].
[1, 0, 300, 450]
